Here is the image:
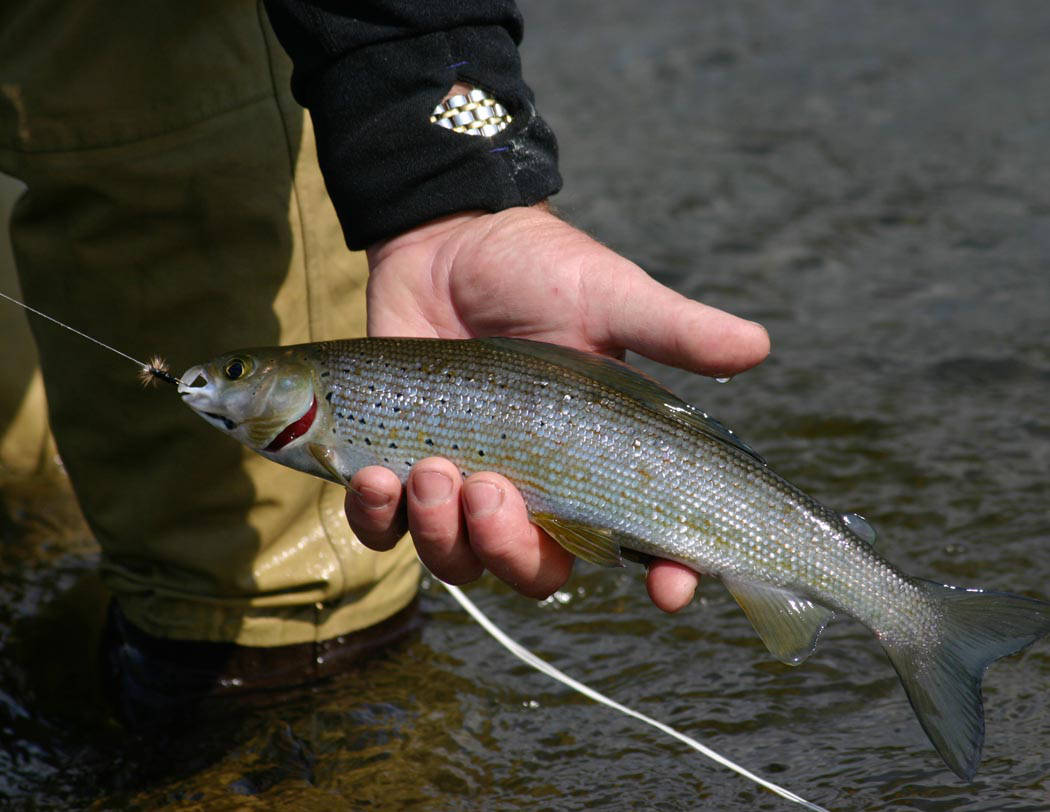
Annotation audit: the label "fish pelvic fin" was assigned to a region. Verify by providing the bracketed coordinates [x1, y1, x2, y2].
[531, 513, 623, 567]
[884, 580, 1050, 781]
[723, 578, 834, 666]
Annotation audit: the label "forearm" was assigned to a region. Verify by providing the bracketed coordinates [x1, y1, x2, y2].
[263, 0, 562, 249]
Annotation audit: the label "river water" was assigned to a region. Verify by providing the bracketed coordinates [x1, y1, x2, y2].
[2, 1, 1049, 809]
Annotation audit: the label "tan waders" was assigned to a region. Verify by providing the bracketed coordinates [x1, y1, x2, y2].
[0, 0, 420, 694]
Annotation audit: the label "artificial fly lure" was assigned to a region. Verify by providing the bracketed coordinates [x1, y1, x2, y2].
[0, 290, 829, 810]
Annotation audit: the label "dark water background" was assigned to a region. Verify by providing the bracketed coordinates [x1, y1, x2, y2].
[2, 1, 1049, 809]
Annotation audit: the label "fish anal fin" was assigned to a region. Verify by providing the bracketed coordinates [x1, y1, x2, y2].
[531, 512, 623, 567]
[723, 578, 834, 666]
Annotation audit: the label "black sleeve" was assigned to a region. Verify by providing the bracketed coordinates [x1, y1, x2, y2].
[263, 1, 562, 250]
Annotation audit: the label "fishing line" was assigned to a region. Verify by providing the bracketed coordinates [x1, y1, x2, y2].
[0, 290, 181, 386]
[442, 581, 829, 812]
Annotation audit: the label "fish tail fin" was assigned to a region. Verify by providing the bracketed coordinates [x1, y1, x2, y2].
[882, 581, 1050, 780]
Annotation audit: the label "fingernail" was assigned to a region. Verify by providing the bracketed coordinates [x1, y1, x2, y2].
[464, 480, 503, 518]
[355, 486, 391, 511]
[412, 470, 452, 505]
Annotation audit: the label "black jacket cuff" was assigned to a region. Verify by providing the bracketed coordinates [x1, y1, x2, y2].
[264, 3, 562, 250]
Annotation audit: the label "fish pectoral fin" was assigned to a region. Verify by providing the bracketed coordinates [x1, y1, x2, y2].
[308, 443, 350, 487]
[531, 513, 623, 567]
[722, 578, 834, 666]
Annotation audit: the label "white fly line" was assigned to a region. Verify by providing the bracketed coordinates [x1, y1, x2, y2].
[442, 581, 829, 812]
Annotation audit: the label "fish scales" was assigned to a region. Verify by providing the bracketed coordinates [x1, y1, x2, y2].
[319, 339, 929, 640]
[179, 335, 1050, 779]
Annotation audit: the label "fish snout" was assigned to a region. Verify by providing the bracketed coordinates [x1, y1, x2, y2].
[177, 364, 239, 431]
[178, 365, 211, 398]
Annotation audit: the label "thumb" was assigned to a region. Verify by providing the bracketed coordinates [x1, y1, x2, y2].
[596, 263, 770, 377]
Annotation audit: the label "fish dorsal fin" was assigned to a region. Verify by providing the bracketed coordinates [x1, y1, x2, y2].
[661, 402, 766, 465]
[479, 337, 765, 465]
[722, 577, 834, 666]
[531, 512, 623, 567]
[841, 512, 877, 545]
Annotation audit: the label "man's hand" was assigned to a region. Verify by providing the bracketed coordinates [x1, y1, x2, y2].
[344, 205, 769, 612]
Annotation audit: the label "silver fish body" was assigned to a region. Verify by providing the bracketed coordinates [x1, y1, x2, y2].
[179, 336, 1050, 780]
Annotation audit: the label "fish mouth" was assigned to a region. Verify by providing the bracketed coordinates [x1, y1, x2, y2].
[178, 364, 209, 394]
[203, 411, 237, 431]
[178, 364, 239, 431]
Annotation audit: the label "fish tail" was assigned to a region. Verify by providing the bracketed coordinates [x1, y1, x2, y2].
[882, 580, 1050, 780]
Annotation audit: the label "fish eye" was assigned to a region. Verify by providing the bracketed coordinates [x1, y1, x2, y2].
[224, 358, 249, 380]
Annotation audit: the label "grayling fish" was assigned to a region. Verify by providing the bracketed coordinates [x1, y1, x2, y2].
[178, 337, 1050, 779]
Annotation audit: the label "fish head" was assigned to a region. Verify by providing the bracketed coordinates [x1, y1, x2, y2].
[178, 347, 319, 452]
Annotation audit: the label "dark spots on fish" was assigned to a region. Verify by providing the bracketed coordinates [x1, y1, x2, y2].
[478, 449, 485, 457]
[393, 406, 401, 413]
[320, 371, 330, 378]
[378, 422, 385, 430]
[451, 443, 459, 450]
[425, 438, 434, 446]
[389, 442, 397, 449]
[368, 384, 375, 392]
[383, 457, 389, 463]
[364, 438, 371, 446]
[500, 433, 507, 440]
[438, 398, 448, 406]
[325, 391, 333, 403]
[358, 417, 366, 425]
